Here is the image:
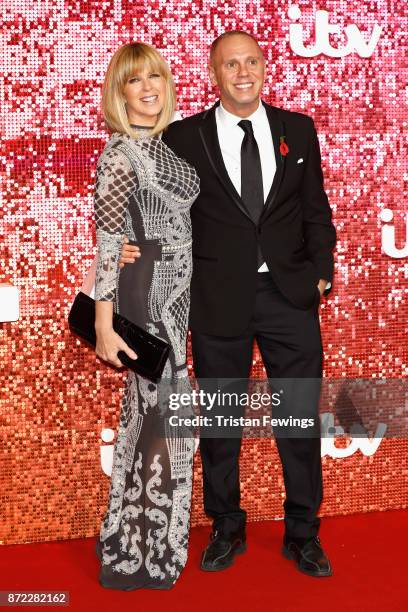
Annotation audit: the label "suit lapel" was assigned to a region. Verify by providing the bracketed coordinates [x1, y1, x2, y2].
[198, 103, 254, 222]
[260, 102, 287, 222]
[198, 101, 287, 224]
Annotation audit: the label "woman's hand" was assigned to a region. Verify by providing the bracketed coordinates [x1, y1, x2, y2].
[119, 235, 141, 268]
[95, 326, 138, 368]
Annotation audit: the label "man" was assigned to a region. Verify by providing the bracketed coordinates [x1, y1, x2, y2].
[120, 31, 336, 577]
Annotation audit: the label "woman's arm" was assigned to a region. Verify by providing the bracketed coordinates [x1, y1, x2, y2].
[93, 144, 138, 367]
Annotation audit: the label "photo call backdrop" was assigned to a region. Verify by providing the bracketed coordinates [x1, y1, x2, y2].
[0, 0, 407, 545]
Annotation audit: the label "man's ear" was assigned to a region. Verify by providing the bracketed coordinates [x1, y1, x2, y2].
[208, 64, 217, 87]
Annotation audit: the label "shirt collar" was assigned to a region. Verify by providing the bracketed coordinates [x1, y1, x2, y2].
[217, 99, 266, 129]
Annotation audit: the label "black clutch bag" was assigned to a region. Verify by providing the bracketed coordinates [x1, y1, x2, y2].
[68, 291, 170, 383]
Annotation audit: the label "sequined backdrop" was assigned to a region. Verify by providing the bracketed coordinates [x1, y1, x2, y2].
[1, 1, 407, 544]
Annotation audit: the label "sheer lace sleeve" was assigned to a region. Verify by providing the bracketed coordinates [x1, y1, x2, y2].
[93, 144, 138, 302]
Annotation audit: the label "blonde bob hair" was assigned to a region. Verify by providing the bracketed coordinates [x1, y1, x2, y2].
[101, 42, 176, 138]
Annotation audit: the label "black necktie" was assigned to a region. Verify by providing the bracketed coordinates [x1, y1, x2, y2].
[238, 119, 264, 267]
[238, 119, 264, 224]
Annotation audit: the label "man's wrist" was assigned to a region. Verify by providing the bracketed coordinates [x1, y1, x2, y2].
[318, 279, 330, 295]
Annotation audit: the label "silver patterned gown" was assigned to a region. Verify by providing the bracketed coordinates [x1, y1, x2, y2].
[93, 126, 200, 590]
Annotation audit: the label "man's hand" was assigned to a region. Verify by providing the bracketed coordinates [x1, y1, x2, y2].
[317, 279, 328, 296]
[119, 235, 141, 269]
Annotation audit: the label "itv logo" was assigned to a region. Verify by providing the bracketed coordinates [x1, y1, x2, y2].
[288, 5, 382, 58]
[320, 413, 386, 459]
[100, 413, 386, 475]
[380, 209, 408, 259]
[100, 428, 200, 476]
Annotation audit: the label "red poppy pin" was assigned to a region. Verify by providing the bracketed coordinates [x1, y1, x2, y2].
[279, 135, 289, 158]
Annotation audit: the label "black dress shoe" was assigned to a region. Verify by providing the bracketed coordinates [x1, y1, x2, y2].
[201, 530, 247, 572]
[282, 536, 333, 577]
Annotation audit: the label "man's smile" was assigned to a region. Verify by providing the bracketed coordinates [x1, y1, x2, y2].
[234, 82, 254, 90]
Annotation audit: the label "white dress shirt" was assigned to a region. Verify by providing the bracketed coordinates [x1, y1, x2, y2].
[215, 100, 275, 272]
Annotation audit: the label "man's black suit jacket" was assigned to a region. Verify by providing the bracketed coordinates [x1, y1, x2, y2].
[162, 100, 336, 337]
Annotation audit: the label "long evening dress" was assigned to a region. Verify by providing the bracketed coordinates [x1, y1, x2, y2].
[93, 124, 200, 590]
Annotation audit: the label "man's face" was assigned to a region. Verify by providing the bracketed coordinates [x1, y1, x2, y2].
[209, 34, 265, 116]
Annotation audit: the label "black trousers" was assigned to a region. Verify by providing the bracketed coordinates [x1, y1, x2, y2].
[191, 272, 324, 540]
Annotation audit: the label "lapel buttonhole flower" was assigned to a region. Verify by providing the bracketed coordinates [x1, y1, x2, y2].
[279, 135, 289, 157]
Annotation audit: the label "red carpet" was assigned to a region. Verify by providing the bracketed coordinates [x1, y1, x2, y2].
[1, 510, 406, 611]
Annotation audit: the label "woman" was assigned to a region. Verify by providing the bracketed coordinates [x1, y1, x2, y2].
[93, 42, 200, 590]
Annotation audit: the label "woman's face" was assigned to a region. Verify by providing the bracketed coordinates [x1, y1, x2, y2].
[123, 65, 166, 127]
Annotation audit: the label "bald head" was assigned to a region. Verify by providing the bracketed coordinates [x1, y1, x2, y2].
[209, 31, 265, 118]
[210, 30, 263, 63]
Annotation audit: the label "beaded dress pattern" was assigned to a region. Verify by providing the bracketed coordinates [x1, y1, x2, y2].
[94, 127, 200, 590]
